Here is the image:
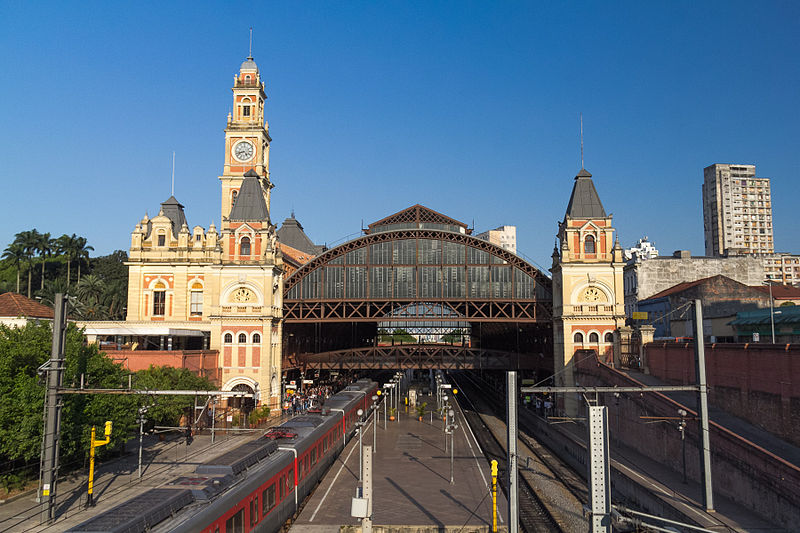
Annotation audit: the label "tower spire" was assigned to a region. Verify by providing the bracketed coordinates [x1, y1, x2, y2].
[580, 113, 584, 170]
[248, 27, 253, 59]
[171, 151, 175, 196]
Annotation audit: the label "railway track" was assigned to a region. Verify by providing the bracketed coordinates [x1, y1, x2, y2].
[451, 372, 581, 532]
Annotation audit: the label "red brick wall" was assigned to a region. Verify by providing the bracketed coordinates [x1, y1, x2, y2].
[644, 342, 800, 445]
[105, 350, 221, 386]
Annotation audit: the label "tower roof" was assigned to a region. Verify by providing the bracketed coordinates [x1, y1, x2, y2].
[160, 196, 187, 238]
[564, 168, 607, 218]
[228, 174, 269, 221]
[277, 214, 324, 256]
[240, 57, 258, 71]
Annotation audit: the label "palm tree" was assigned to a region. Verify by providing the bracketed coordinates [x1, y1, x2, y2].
[15, 229, 41, 298]
[75, 274, 105, 306]
[37, 232, 54, 291]
[75, 237, 94, 284]
[56, 233, 78, 287]
[2, 242, 26, 293]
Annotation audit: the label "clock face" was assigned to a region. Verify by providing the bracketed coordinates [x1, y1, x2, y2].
[233, 140, 255, 162]
[582, 287, 604, 302]
[231, 287, 255, 303]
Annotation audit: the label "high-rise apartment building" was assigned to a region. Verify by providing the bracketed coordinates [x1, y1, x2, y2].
[475, 225, 517, 254]
[703, 164, 773, 256]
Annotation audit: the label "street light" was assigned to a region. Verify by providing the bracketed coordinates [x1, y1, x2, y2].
[446, 408, 457, 485]
[371, 395, 378, 454]
[677, 409, 688, 484]
[356, 408, 364, 481]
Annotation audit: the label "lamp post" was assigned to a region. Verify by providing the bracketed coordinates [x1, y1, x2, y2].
[768, 281, 776, 343]
[678, 409, 688, 484]
[356, 408, 364, 481]
[447, 408, 456, 485]
[371, 396, 378, 454]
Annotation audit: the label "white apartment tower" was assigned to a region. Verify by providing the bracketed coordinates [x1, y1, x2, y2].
[702, 164, 774, 256]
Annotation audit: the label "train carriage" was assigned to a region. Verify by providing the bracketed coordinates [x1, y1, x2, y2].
[68, 379, 378, 533]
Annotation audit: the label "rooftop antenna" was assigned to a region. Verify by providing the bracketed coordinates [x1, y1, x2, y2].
[248, 27, 253, 59]
[580, 113, 584, 169]
[171, 151, 175, 196]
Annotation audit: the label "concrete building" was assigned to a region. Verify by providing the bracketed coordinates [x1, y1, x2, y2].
[475, 225, 516, 254]
[623, 250, 766, 318]
[82, 56, 284, 408]
[623, 236, 659, 261]
[702, 164, 774, 256]
[636, 275, 770, 341]
[764, 253, 800, 284]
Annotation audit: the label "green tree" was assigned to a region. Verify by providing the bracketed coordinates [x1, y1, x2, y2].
[391, 328, 417, 344]
[55, 234, 80, 287]
[15, 230, 41, 298]
[133, 366, 216, 428]
[2, 242, 25, 294]
[75, 237, 94, 284]
[36, 232, 54, 291]
[0, 322, 136, 491]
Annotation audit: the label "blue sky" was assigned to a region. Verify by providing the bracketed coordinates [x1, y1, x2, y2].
[1, 1, 798, 271]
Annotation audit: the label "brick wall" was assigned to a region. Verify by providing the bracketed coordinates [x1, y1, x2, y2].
[644, 341, 800, 445]
[104, 349, 221, 386]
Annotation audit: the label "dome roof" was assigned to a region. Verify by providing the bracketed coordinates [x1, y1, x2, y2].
[240, 57, 258, 71]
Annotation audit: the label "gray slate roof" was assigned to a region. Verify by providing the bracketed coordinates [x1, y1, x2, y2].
[241, 57, 258, 71]
[229, 174, 269, 222]
[565, 168, 607, 219]
[277, 215, 324, 256]
[160, 196, 187, 238]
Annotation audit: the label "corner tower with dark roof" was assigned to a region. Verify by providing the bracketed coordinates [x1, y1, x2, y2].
[551, 168, 626, 415]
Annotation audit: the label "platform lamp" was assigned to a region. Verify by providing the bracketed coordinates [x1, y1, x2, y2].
[677, 408, 688, 484]
[371, 395, 378, 453]
[356, 409, 364, 481]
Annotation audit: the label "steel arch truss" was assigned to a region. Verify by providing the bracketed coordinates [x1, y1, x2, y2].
[283, 229, 553, 323]
[297, 345, 539, 370]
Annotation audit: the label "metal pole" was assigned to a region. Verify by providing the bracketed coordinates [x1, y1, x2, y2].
[138, 416, 144, 479]
[693, 299, 714, 512]
[39, 293, 67, 523]
[211, 400, 216, 444]
[363, 445, 373, 533]
[769, 282, 775, 343]
[507, 371, 518, 533]
[491, 460, 498, 532]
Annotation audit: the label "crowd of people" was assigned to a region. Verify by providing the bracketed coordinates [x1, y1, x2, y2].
[281, 375, 351, 416]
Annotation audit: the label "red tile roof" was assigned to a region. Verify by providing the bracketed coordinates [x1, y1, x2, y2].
[645, 276, 717, 300]
[752, 284, 800, 299]
[0, 292, 54, 319]
[277, 242, 315, 277]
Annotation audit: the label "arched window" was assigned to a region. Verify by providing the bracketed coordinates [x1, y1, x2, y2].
[573, 332, 584, 343]
[589, 332, 599, 343]
[252, 333, 261, 343]
[224, 333, 233, 343]
[604, 332, 614, 342]
[240, 236, 251, 256]
[238, 333, 247, 343]
[584, 235, 596, 254]
[244, 74, 251, 83]
[231, 190, 238, 204]
[152, 281, 166, 316]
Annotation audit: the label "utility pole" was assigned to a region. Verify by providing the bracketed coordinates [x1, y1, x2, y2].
[587, 405, 611, 532]
[507, 371, 518, 533]
[363, 445, 373, 533]
[39, 293, 68, 523]
[693, 299, 714, 511]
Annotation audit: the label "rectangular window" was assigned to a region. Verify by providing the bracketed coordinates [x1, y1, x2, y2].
[190, 291, 203, 316]
[279, 476, 285, 500]
[225, 509, 244, 533]
[262, 485, 276, 515]
[243, 106, 251, 116]
[153, 291, 166, 316]
[250, 496, 259, 526]
[311, 448, 317, 466]
[157, 234, 165, 246]
[286, 469, 294, 492]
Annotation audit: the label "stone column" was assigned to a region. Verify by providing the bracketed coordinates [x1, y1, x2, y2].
[613, 326, 633, 369]
[638, 325, 655, 374]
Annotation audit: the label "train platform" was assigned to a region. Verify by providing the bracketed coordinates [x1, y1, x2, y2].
[291, 394, 506, 533]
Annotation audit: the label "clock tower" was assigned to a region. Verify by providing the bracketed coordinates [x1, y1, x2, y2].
[220, 56, 273, 223]
[551, 168, 626, 415]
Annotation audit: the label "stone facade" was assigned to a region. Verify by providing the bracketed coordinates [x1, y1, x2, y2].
[551, 169, 626, 414]
[86, 57, 284, 407]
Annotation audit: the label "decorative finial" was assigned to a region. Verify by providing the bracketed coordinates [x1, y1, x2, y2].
[248, 27, 253, 59]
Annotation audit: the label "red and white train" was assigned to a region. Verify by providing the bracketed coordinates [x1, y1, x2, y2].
[69, 378, 379, 533]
